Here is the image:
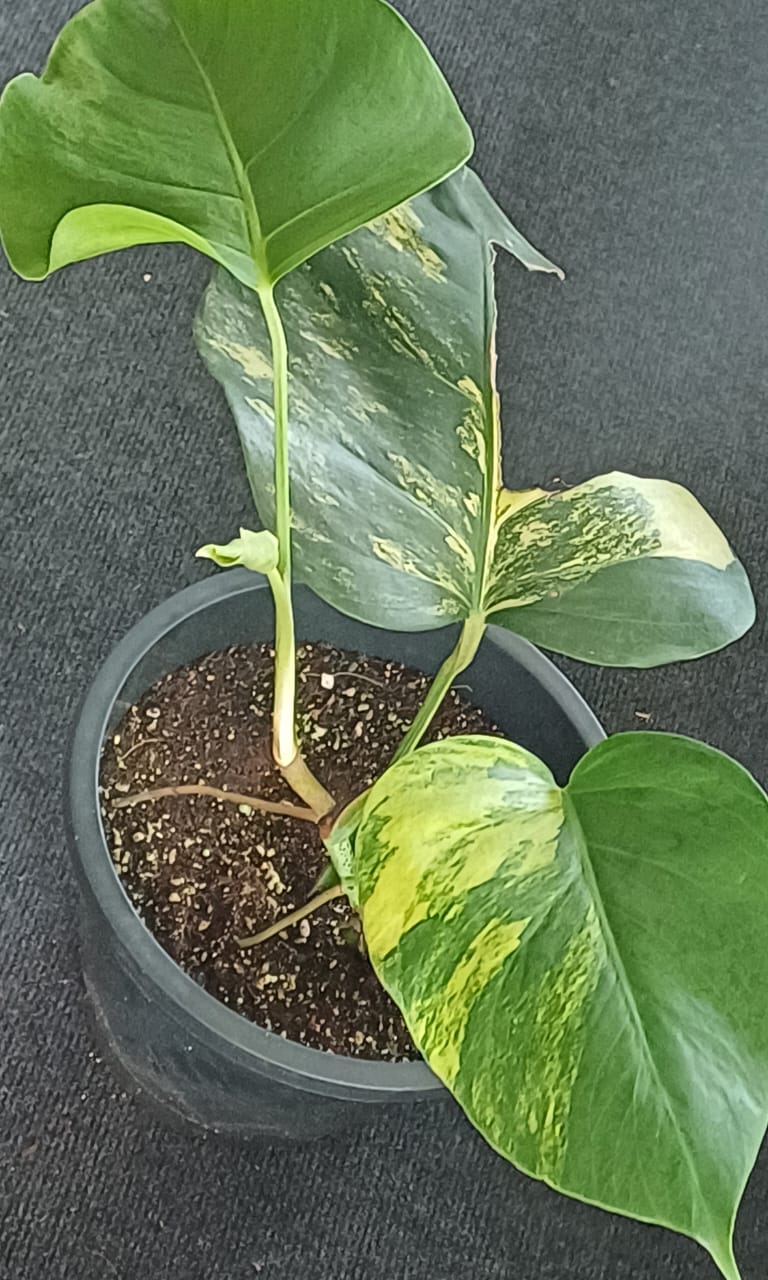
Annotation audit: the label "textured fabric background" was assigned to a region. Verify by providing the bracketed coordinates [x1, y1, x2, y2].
[1, 2, 767, 1277]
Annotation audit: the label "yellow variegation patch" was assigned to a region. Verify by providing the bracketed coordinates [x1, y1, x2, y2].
[367, 203, 447, 282]
[410, 916, 530, 1085]
[471, 904, 603, 1176]
[484, 471, 737, 613]
[357, 733, 561, 966]
[208, 339, 273, 382]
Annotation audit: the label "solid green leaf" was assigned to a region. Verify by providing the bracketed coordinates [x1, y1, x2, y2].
[342, 731, 768, 1280]
[196, 168, 753, 662]
[196, 527, 278, 574]
[0, 0, 472, 288]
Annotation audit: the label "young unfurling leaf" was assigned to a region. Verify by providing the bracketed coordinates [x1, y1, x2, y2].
[196, 528, 279, 575]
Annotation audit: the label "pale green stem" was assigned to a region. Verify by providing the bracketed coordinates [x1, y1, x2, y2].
[258, 286, 292, 581]
[264, 564, 299, 769]
[257, 286, 334, 819]
[257, 286, 297, 770]
[392, 612, 487, 762]
[318, 613, 487, 853]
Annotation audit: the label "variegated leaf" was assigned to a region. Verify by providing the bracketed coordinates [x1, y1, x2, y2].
[195, 166, 753, 663]
[488, 474, 754, 665]
[341, 732, 768, 1280]
[195, 166, 561, 630]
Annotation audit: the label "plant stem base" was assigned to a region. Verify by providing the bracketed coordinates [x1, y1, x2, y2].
[100, 640, 496, 1057]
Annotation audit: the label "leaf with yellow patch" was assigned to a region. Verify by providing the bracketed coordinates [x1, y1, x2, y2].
[197, 164, 752, 664]
[340, 732, 768, 1280]
[196, 166, 562, 629]
[486, 472, 754, 665]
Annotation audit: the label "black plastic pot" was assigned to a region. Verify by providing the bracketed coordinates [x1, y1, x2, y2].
[66, 572, 604, 1139]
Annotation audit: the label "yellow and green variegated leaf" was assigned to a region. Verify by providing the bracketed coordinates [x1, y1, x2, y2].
[0, 0, 472, 288]
[195, 166, 561, 630]
[196, 167, 753, 662]
[342, 732, 768, 1280]
[487, 473, 755, 665]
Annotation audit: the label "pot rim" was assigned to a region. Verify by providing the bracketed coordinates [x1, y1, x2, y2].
[67, 571, 605, 1096]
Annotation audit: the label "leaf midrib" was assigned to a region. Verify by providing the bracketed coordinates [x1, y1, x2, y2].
[166, 3, 439, 287]
[166, 1, 267, 284]
[474, 246, 503, 616]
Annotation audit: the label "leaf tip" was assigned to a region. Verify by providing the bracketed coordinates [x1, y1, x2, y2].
[703, 1226, 742, 1280]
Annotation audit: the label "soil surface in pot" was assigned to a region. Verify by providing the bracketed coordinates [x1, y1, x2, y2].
[100, 642, 496, 1060]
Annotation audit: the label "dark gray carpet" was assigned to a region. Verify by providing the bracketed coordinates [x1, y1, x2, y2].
[2, 1, 767, 1277]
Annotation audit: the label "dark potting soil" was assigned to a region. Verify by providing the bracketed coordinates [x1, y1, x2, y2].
[100, 642, 497, 1061]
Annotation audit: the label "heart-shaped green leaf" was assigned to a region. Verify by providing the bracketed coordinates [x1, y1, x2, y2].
[0, 0, 472, 287]
[341, 732, 768, 1280]
[196, 168, 753, 663]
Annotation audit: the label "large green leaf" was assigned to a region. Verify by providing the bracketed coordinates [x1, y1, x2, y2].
[338, 732, 768, 1279]
[196, 168, 754, 662]
[0, 0, 472, 287]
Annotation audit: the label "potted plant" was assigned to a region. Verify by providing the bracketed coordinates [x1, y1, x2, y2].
[2, 2, 767, 1278]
